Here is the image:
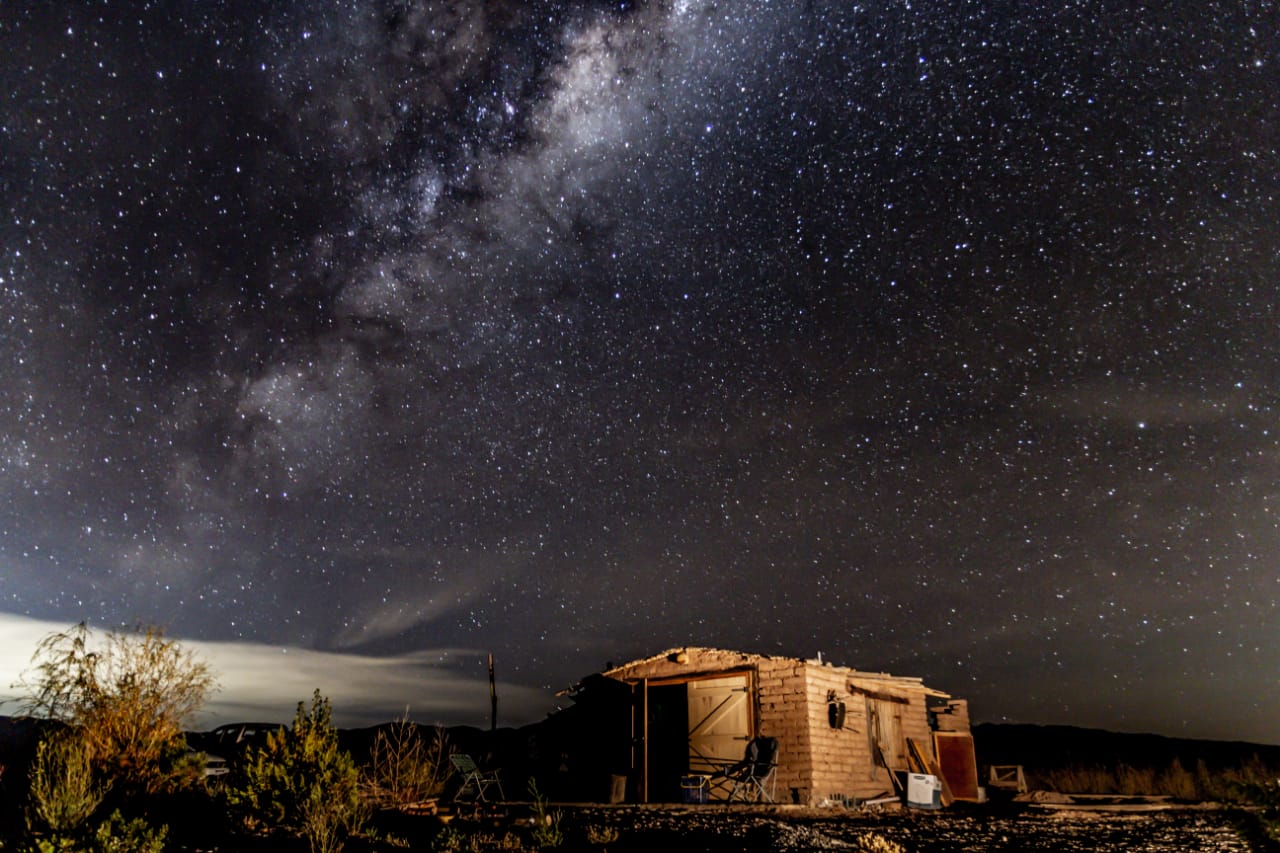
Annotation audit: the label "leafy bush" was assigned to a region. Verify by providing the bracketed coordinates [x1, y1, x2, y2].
[365, 712, 452, 808]
[18, 623, 216, 795]
[92, 810, 167, 853]
[226, 690, 366, 853]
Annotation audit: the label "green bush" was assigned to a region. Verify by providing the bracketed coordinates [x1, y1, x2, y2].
[92, 810, 167, 853]
[21, 806, 166, 853]
[22, 837, 81, 853]
[225, 690, 366, 853]
[27, 731, 110, 835]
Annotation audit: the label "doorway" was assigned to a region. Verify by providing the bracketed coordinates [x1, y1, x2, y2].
[639, 672, 754, 801]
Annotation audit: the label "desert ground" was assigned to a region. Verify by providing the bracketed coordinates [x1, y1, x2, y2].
[359, 801, 1274, 853]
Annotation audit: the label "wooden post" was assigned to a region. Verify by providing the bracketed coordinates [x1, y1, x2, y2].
[639, 678, 649, 803]
[488, 652, 497, 732]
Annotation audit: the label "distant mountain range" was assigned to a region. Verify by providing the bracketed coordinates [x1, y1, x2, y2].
[972, 722, 1280, 773]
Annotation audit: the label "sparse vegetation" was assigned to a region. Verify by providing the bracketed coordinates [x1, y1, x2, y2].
[431, 823, 464, 853]
[583, 823, 619, 847]
[1032, 755, 1280, 802]
[361, 825, 411, 849]
[1025, 754, 1280, 841]
[455, 831, 528, 852]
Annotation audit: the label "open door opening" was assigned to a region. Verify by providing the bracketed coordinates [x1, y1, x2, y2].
[633, 672, 754, 802]
[645, 683, 689, 802]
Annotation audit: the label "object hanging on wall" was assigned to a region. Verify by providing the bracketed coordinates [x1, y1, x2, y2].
[827, 690, 847, 729]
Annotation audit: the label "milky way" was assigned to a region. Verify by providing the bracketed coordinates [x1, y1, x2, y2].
[1, 1, 1278, 737]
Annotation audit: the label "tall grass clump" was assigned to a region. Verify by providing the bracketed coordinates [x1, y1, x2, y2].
[1034, 756, 1280, 803]
[527, 779, 563, 849]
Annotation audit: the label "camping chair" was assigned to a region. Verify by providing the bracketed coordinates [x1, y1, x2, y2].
[450, 753, 505, 802]
[718, 736, 779, 803]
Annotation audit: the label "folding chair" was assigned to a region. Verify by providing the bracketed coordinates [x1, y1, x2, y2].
[719, 736, 779, 803]
[450, 753, 505, 802]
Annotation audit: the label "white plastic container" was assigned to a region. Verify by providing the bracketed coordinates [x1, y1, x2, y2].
[907, 773, 941, 809]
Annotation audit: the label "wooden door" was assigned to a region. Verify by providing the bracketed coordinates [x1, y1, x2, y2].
[686, 675, 752, 778]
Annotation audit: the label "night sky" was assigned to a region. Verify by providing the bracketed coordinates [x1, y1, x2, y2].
[1, 1, 1278, 740]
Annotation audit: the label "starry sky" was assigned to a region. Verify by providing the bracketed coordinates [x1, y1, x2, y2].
[1, 0, 1278, 739]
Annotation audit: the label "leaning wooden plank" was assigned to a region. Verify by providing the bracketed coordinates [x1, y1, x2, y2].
[872, 740, 905, 797]
[905, 742, 928, 775]
[906, 737, 954, 807]
[934, 732, 981, 801]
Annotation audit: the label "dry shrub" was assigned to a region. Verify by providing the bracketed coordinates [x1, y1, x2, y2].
[463, 831, 528, 852]
[856, 832, 906, 853]
[1115, 763, 1156, 795]
[365, 712, 452, 808]
[1035, 765, 1117, 794]
[584, 824, 620, 846]
[1036, 756, 1280, 802]
[18, 623, 216, 795]
[1156, 758, 1196, 800]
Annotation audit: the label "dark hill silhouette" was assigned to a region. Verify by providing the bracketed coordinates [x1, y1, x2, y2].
[972, 722, 1280, 774]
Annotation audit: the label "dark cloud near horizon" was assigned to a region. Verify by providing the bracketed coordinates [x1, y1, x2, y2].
[1, 0, 1278, 740]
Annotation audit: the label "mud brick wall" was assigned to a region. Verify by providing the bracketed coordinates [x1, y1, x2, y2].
[896, 687, 939, 766]
[753, 658, 896, 805]
[752, 657, 810, 802]
[801, 664, 897, 803]
[934, 699, 970, 733]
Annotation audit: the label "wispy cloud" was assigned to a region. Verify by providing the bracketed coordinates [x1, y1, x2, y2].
[0, 614, 551, 729]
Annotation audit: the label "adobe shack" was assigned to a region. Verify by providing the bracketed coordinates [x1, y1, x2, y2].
[563, 647, 976, 805]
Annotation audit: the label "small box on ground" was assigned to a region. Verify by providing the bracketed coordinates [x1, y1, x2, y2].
[680, 774, 710, 804]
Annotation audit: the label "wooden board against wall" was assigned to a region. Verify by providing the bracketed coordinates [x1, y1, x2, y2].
[933, 732, 980, 801]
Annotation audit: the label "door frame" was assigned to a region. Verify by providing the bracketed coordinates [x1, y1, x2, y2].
[630, 667, 758, 802]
